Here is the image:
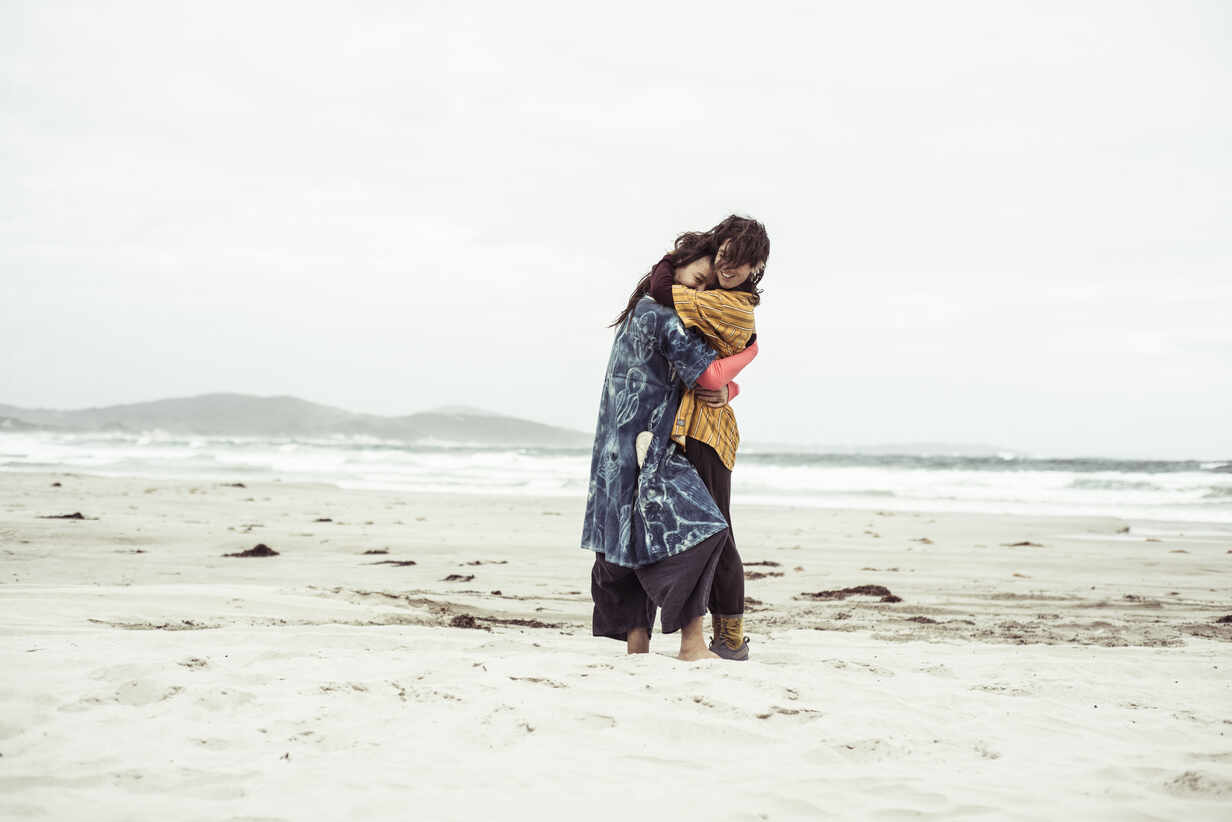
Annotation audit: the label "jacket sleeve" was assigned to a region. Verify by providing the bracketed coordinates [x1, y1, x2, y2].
[671, 286, 756, 351]
[695, 341, 758, 389]
[649, 258, 675, 308]
[658, 313, 718, 388]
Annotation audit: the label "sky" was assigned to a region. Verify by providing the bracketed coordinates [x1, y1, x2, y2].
[2, 0, 1229, 460]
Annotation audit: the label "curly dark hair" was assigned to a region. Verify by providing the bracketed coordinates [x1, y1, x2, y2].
[610, 214, 770, 328]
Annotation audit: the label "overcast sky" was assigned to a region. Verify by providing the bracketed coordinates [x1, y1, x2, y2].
[2, 1, 1229, 459]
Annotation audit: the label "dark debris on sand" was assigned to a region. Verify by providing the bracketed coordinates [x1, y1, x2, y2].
[1003, 541, 1044, 547]
[38, 512, 91, 520]
[223, 543, 279, 558]
[745, 570, 784, 580]
[369, 560, 417, 566]
[481, 616, 563, 629]
[1123, 594, 1163, 608]
[448, 614, 491, 630]
[1217, 615, 1232, 624]
[362, 549, 390, 555]
[443, 574, 475, 582]
[313, 517, 333, 522]
[744, 561, 781, 567]
[509, 676, 566, 687]
[797, 584, 901, 603]
[88, 618, 216, 631]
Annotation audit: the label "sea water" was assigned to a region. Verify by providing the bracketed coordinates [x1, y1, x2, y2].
[2, 430, 1230, 527]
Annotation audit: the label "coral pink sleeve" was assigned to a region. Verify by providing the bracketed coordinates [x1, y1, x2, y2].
[695, 341, 758, 389]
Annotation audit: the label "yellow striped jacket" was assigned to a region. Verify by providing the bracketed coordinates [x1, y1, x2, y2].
[670, 284, 757, 470]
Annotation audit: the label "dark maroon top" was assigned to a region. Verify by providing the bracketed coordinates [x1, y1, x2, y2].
[649, 256, 675, 308]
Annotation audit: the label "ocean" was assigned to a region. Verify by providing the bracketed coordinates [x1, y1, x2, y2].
[2, 431, 1230, 528]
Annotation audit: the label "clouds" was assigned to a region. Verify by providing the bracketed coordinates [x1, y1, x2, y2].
[2, 0, 1229, 458]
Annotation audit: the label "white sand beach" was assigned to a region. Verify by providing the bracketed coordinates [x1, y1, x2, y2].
[2, 470, 1230, 820]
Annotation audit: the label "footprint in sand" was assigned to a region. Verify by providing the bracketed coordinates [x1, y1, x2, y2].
[62, 680, 184, 710]
[823, 658, 895, 677]
[115, 680, 184, 707]
[754, 705, 822, 720]
[577, 714, 617, 730]
[107, 767, 252, 801]
[821, 737, 912, 763]
[194, 688, 257, 711]
[1162, 770, 1232, 799]
[970, 683, 1032, 697]
[919, 663, 956, 678]
[973, 740, 1001, 759]
[192, 737, 233, 750]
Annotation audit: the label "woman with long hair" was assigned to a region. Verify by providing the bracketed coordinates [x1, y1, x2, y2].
[581, 215, 766, 660]
[611, 215, 768, 329]
[640, 215, 769, 659]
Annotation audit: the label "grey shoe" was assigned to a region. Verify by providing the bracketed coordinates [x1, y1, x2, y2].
[709, 636, 750, 661]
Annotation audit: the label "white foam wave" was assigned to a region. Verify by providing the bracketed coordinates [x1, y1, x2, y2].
[4, 431, 1231, 524]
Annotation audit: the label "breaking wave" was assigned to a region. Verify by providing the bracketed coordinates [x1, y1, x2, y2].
[2, 430, 1230, 524]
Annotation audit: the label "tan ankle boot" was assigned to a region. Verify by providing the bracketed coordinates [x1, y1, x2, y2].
[709, 614, 750, 660]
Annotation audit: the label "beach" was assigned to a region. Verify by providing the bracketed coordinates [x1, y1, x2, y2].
[2, 469, 1230, 820]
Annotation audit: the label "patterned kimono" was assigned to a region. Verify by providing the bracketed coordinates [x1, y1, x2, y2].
[580, 297, 729, 569]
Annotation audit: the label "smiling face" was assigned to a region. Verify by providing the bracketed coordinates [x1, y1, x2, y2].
[673, 257, 716, 290]
[714, 239, 765, 290]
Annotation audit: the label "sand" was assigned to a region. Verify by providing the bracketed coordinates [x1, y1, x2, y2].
[1, 470, 1230, 820]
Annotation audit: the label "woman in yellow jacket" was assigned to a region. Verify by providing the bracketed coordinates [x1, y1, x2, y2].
[617, 215, 770, 659]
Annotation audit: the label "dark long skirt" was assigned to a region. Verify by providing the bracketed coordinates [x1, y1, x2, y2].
[591, 527, 729, 640]
[684, 437, 744, 616]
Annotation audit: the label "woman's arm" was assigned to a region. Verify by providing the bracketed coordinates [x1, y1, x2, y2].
[649, 258, 675, 308]
[695, 341, 758, 390]
[671, 285, 756, 351]
[695, 381, 739, 408]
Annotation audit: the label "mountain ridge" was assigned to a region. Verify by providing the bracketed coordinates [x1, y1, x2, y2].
[0, 393, 592, 447]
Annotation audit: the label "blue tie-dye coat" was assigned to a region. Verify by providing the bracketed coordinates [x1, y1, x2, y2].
[580, 297, 729, 568]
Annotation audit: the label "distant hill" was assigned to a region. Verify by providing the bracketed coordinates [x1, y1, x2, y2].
[0, 394, 592, 447]
[0, 416, 43, 432]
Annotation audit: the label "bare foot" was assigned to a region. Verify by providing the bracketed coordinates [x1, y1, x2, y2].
[675, 615, 718, 661]
[627, 627, 650, 655]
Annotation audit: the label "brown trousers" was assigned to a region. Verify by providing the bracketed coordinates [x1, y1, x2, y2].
[591, 526, 729, 640]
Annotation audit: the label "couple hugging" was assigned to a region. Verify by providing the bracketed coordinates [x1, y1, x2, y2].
[580, 215, 769, 661]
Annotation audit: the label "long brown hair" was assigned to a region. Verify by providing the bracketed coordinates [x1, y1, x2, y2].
[611, 214, 770, 328]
